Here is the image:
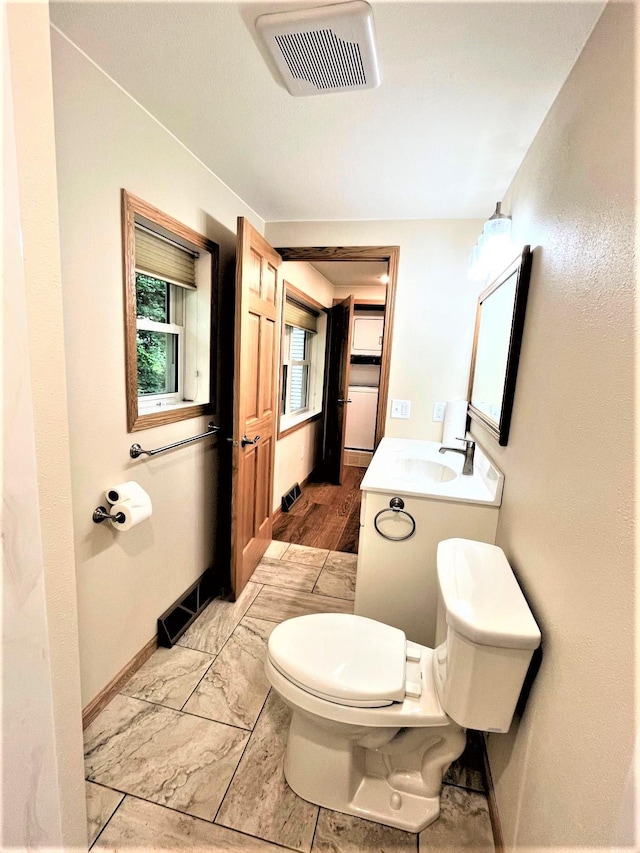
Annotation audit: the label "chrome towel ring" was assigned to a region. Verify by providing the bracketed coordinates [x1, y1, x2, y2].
[373, 496, 416, 541]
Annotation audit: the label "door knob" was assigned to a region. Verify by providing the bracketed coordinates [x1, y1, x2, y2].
[337, 398, 352, 404]
[241, 434, 261, 447]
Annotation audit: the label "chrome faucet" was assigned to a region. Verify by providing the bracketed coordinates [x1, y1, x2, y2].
[439, 438, 476, 476]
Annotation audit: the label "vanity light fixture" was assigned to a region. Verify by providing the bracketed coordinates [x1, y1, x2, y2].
[379, 273, 390, 284]
[468, 201, 513, 285]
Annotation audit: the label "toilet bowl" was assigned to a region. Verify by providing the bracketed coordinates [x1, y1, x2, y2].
[266, 614, 466, 831]
[266, 538, 541, 833]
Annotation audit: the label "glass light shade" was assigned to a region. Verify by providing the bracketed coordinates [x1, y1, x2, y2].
[468, 242, 485, 283]
[468, 201, 514, 286]
[483, 201, 512, 238]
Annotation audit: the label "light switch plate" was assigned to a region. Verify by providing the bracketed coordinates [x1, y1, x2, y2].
[433, 402, 446, 422]
[391, 399, 411, 419]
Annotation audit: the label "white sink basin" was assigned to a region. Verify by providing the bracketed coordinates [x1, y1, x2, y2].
[393, 458, 457, 483]
[361, 438, 504, 506]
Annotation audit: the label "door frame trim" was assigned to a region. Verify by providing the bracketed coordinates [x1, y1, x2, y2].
[275, 246, 399, 446]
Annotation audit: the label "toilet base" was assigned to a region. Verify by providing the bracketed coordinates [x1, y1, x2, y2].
[283, 708, 466, 833]
[287, 763, 442, 832]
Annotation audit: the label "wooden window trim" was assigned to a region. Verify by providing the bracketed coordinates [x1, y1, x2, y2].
[277, 279, 328, 439]
[278, 411, 323, 440]
[284, 281, 326, 313]
[122, 190, 219, 432]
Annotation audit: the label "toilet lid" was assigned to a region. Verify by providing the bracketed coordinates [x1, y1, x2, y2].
[267, 613, 407, 707]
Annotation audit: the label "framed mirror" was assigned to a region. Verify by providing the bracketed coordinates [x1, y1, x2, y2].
[467, 245, 532, 446]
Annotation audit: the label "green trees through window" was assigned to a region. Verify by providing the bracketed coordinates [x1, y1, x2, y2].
[136, 273, 178, 395]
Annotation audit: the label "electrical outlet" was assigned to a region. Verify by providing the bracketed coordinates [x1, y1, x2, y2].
[433, 402, 446, 422]
[391, 399, 411, 419]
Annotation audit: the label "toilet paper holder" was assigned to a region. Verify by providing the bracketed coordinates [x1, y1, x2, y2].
[92, 506, 126, 525]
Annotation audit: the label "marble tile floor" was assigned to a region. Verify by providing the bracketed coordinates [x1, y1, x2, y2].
[84, 540, 495, 851]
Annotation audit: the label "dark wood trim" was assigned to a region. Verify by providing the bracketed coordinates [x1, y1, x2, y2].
[377, 248, 399, 446]
[277, 246, 399, 263]
[467, 246, 532, 446]
[276, 277, 286, 443]
[354, 298, 386, 308]
[271, 468, 316, 525]
[121, 190, 219, 432]
[278, 411, 322, 441]
[334, 298, 386, 308]
[82, 634, 157, 729]
[274, 245, 400, 449]
[482, 736, 505, 853]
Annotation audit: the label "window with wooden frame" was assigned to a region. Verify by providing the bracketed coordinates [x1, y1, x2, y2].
[279, 285, 327, 437]
[122, 190, 218, 431]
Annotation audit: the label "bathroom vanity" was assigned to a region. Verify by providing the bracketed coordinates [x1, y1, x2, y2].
[354, 438, 504, 647]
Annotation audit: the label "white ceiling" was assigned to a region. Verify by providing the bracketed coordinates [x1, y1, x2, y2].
[310, 260, 388, 288]
[49, 1, 604, 222]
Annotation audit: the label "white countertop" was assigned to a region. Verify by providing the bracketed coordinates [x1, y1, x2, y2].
[360, 437, 504, 506]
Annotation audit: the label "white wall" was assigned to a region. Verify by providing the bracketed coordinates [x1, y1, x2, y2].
[470, 4, 635, 850]
[4, 3, 87, 847]
[51, 29, 264, 706]
[273, 261, 334, 511]
[266, 220, 483, 444]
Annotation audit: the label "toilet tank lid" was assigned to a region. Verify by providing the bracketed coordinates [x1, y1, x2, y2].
[437, 539, 541, 650]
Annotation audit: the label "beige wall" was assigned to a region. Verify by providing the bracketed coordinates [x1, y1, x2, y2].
[5, 3, 87, 847]
[333, 284, 387, 302]
[50, 29, 264, 706]
[280, 260, 334, 307]
[32, 7, 636, 850]
[274, 261, 334, 511]
[470, 4, 635, 849]
[266, 219, 483, 443]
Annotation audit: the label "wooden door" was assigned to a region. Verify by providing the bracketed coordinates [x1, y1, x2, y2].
[231, 218, 282, 597]
[323, 296, 354, 485]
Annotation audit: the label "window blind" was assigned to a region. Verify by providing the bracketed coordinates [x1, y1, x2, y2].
[135, 226, 197, 289]
[284, 297, 318, 333]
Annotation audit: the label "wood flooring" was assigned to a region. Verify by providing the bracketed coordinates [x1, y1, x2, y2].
[272, 466, 365, 553]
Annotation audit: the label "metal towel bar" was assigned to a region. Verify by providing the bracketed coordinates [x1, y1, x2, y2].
[373, 496, 416, 542]
[130, 422, 220, 459]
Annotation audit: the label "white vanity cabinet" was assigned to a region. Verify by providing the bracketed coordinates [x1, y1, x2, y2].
[354, 438, 503, 647]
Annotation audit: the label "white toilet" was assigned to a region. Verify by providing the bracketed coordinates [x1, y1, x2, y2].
[265, 538, 541, 832]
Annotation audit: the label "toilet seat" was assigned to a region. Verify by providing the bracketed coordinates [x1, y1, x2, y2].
[268, 613, 410, 707]
[266, 645, 449, 728]
[268, 613, 430, 708]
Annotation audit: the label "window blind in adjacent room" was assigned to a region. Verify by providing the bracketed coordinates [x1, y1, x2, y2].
[135, 226, 198, 289]
[284, 297, 318, 333]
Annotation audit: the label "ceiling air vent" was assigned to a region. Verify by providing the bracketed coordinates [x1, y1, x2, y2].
[256, 1, 381, 97]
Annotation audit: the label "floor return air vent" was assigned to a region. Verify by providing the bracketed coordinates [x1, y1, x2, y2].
[256, 1, 381, 96]
[281, 482, 302, 512]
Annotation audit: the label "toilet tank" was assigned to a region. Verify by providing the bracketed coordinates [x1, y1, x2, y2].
[433, 538, 541, 733]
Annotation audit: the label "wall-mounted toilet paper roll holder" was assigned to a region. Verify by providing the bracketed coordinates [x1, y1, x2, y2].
[92, 506, 125, 524]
